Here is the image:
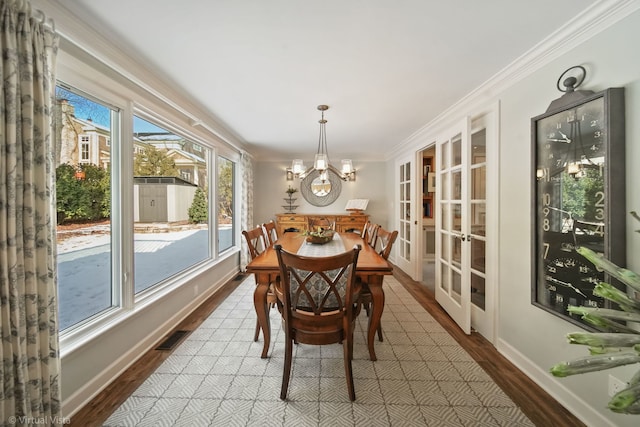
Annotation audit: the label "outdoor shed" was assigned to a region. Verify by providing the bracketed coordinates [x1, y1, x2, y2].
[134, 176, 198, 223]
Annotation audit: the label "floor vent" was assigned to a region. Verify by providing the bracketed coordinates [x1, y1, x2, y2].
[155, 330, 189, 351]
[234, 274, 246, 281]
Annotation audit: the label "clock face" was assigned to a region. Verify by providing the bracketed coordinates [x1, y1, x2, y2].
[532, 88, 626, 329]
[539, 232, 605, 318]
[536, 96, 606, 183]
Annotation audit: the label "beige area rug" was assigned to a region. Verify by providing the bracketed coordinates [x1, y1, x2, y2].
[104, 274, 534, 426]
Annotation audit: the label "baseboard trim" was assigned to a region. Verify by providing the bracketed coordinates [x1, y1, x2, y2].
[496, 338, 609, 427]
[61, 269, 237, 418]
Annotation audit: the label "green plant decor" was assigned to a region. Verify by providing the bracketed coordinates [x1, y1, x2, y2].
[550, 212, 640, 414]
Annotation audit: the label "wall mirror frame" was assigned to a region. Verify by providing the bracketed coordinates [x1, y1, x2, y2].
[300, 169, 342, 206]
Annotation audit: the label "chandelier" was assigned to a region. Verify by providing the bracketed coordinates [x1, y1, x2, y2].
[287, 105, 355, 182]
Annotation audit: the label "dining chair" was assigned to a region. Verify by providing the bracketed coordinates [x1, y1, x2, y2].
[274, 243, 362, 401]
[373, 227, 399, 261]
[362, 222, 379, 247]
[360, 226, 398, 341]
[262, 220, 278, 247]
[359, 220, 370, 238]
[242, 225, 278, 341]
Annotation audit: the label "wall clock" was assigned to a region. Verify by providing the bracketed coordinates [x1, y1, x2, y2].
[531, 66, 626, 328]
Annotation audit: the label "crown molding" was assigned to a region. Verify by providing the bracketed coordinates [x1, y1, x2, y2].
[31, 0, 247, 154]
[389, 0, 640, 159]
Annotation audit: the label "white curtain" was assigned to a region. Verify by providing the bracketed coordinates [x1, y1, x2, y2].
[240, 151, 254, 270]
[0, 0, 61, 423]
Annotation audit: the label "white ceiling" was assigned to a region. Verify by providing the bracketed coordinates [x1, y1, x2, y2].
[62, 0, 597, 161]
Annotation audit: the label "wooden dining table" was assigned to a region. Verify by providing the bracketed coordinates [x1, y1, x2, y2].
[245, 231, 393, 361]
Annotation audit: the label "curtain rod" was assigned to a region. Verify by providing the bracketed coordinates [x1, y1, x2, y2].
[7, 0, 56, 32]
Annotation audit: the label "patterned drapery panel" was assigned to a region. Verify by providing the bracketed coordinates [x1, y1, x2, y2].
[0, 0, 61, 423]
[240, 151, 254, 270]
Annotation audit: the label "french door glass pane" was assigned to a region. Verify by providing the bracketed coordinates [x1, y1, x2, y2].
[452, 134, 462, 166]
[55, 85, 115, 331]
[471, 166, 486, 199]
[440, 263, 448, 292]
[133, 116, 209, 293]
[452, 170, 462, 199]
[452, 203, 462, 233]
[452, 270, 462, 302]
[471, 129, 486, 165]
[440, 171, 448, 200]
[452, 236, 462, 269]
[471, 238, 485, 274]
[440, 140, 449, 170]
[471, 273, 486, 310]
[441, 203, 449, 231]
[441, 233, 449, 263]
[471, 202, 486, 237]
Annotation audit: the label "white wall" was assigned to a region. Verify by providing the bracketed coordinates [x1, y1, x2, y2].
[497, 11, 640, 427]
[253, 160, 390, 227]
[390, 7, 640, 427]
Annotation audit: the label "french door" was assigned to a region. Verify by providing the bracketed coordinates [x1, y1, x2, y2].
[435, 118, 471, 334]
[395, 156, 413, 273]
[435, 114, 492, 339]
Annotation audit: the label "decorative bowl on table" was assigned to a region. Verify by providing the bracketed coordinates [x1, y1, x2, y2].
[304, 229, 335, 244]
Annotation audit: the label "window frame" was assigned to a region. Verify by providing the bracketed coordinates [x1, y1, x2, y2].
[56, 60, 241, 355]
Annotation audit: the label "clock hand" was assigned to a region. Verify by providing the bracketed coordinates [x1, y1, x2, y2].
[545, 275, 588, 298]
[558, 131, 572, 143]
[547, 138, 572, 143]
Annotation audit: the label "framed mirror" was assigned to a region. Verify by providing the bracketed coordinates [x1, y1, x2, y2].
[301, 169, 342, 206]
[311, 177, 331, 196]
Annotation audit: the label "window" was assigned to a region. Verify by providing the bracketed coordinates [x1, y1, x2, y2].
[55, 85, 115, 331]
[79, 135, 90, 162]
[55, 82, 238, 337]
[133, 116, 210, 294]
[218, 156, 234, 253]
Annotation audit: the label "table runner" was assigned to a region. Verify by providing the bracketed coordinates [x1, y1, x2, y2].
[296, 232, 345, 257]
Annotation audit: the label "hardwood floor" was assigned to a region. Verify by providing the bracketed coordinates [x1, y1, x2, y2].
[69, 269, 585, 427]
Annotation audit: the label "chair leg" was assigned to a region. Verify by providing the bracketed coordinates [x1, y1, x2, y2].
[253, 319, 261, 341]
[281, 334, 293, 400]
[343, 332, 356, 401]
